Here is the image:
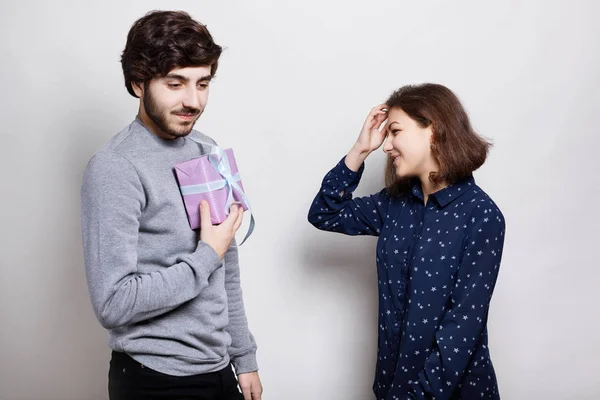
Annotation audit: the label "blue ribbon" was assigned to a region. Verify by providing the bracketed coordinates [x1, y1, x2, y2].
[180, 173, 242, 196]
[184, 137, 255, 246]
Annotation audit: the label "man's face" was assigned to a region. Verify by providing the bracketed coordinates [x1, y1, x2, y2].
[134, 66, 212, 139]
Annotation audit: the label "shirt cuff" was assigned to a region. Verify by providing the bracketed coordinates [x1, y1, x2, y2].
[336, 155, 365, 178]
[322, 156, 365, 196]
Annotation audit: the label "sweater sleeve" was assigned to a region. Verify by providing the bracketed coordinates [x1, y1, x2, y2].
[81, 151, 222, 329]
[223, 239, 258, 374]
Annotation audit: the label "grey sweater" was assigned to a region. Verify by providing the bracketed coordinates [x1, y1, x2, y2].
[80, 118, 257, 376]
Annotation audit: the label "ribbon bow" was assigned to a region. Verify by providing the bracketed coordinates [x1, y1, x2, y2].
[183, 137, 255, 245]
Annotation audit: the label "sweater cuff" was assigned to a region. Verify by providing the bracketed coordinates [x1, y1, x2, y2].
[231, 351, 258, 375]
[183, 241, 222, 276]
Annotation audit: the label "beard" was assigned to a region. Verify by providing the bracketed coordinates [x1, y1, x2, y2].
[143, 90, 203, 138]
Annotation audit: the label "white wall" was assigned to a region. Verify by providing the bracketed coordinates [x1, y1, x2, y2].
[1, 1, 599, 399]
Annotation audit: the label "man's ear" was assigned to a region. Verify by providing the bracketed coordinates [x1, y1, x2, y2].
[131, 81, 144, 98]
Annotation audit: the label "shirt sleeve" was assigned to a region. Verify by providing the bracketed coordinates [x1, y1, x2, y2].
[81, 151, 222, 329]
[392, 205, 506, 400]
[307, 156, 391, 236]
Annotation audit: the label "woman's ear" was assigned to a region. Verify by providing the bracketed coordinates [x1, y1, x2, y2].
[427, 126, 436, 146]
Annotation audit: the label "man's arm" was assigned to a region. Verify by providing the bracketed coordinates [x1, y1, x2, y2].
[81, 151, 222, 329]
[223, 239, 258, 374]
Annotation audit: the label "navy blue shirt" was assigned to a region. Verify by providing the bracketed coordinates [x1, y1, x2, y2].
[308, 157, 505, 400]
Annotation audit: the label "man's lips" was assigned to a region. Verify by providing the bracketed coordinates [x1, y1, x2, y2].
[173, 112, 198, 121]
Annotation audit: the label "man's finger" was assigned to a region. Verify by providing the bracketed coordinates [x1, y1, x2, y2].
[221, 205, 239, 228]
[241, 386, 252, 400]
[199, 201, 211, 231]
[233, 208, 244, 232]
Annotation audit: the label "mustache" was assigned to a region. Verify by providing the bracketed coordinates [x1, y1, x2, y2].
[172, 108, 201, 116]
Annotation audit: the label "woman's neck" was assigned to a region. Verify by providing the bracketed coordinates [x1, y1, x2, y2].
[420, 174, 448, 205]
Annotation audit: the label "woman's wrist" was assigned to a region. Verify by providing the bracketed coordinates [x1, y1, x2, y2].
[345, 146, 370, 172]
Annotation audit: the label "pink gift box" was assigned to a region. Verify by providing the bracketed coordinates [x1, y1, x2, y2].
[174, 148, 249, 229]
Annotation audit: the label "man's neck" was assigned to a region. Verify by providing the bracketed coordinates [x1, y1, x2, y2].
[137, 109, 174, 140]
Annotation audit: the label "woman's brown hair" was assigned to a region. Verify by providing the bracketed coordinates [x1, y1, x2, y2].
[384, 83, 491, 196]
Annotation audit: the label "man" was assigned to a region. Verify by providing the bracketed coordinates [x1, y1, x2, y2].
[81, 10, 262, 400]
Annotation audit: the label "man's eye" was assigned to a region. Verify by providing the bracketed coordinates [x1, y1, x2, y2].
[168, 83, 181, 88]
[198, 83, 209, 89]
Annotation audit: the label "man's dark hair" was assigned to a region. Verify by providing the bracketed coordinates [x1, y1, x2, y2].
[121, 10, 223, 98]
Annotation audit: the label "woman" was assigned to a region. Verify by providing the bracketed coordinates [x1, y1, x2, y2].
[308, 83, 505, 400]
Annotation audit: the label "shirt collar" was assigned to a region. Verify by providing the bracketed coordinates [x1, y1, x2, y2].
[410, 176, 476, 208]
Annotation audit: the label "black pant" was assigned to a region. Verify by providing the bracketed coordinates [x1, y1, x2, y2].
[109, 351, 244, 400]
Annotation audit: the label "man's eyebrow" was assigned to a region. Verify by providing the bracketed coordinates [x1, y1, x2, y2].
[164, 74, 213, 82]
[165, 73, 189, 82]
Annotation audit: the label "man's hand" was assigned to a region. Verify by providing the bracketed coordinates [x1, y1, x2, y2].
[199, 202, 244, 259]
[238, 371, 262, 400]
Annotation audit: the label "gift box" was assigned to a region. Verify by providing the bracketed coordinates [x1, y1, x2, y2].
[174, 148, 249, 230]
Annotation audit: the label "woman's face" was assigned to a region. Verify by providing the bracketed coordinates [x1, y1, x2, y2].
[383, 107, 437, 180]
